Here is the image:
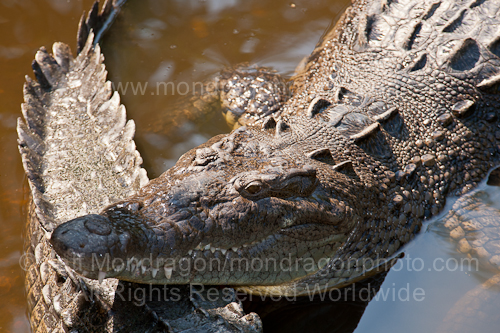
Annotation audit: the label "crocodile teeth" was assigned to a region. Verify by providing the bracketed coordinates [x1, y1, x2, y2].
[141, 265, 148, 274]
[130, 264, 136, 272]
[151, 268, 159, 278]
[187, 239, 271, 255]
[98, 271, 106, 284]
[164, 266, 173, 279]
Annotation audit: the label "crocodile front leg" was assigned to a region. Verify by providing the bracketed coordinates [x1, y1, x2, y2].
[149, 63, 289, 133]
[435, 167, 500, 332]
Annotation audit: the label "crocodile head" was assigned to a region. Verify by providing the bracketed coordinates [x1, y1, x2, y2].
[51, 123, 393, 296]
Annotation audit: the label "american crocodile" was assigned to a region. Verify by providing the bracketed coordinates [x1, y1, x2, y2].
[49, 0, 500, 299]
[20, 0, 500, 331]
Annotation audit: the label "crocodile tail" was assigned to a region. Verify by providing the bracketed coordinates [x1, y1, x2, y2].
[77, 0, 127, 54]
[19, 31, 148, 231]
[17, 1, 149, 331]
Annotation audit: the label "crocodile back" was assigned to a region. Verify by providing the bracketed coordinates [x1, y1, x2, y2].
[240, 0, 500, 295]
[283, 0, 500, 200]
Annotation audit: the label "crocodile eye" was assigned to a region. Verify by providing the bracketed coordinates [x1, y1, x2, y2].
[245, 181, 263, 195]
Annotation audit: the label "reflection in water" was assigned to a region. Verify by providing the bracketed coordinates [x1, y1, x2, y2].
[430, 175, 500, 333]
[4, 0, 500, 332]
[243, 272, 389, 333]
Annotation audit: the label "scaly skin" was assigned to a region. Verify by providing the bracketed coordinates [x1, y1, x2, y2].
[51, 0, 500, 297]
[20, 1, 261, 332]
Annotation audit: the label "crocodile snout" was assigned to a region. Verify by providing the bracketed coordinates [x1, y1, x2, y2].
[84, 215, 112, 235]
[50, 214, 122, 276]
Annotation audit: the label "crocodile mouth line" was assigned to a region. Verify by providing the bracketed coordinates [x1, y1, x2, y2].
[92, 237, 276, 283]
[190, 234, 275, 254]
[92, 230, 339, 284]
[89, 257, 176, 283]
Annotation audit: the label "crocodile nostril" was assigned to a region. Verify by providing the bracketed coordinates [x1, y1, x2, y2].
[84, 215, 112, 236]
[79, 243, 85, 249]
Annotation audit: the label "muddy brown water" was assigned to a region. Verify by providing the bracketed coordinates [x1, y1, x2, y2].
[1, 0, 499, 332]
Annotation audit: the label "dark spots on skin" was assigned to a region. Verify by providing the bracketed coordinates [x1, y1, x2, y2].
[449, 39, 480, 72]
[307, 97, 331, 118]
[487, 167, 500, 186]
[422, 2, 441, 20]
[403, 22, 422, 51]
[409, 53, 427, 72]
[443, 9, 466, 33]
[262, 116, 277, 130]
[307, 148, 335, 165]
[275, 120, 290, 137]
[485, 113, 497, 122]
[489, 36, 500, 58]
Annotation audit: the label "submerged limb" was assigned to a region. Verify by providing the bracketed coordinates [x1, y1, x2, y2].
[440, 169, 500, 272]
[149, 63, 289, 133]
[438, 273, 500, 333]
[435, 167, 500, 332]
[219, 64, 289, 128]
